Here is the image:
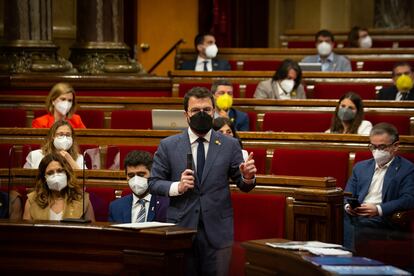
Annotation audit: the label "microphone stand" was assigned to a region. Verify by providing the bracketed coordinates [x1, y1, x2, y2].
[6, 145, 15, 218]
[61, 150, 91, 223]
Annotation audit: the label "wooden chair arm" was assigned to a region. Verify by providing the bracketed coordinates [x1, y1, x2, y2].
[391, 209, 414, 230]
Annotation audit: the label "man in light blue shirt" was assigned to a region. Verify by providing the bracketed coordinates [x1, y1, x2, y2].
[301, 29, 352, 72]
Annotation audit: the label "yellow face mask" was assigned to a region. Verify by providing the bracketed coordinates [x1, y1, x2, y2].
[216, 93, 233, 111]
[396, 74, 414, 92]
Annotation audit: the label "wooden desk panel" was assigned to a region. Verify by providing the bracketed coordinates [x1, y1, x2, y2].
[0, 220, 195, 275]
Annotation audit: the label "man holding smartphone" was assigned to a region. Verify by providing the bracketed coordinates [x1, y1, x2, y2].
[344, 123, 414, 250]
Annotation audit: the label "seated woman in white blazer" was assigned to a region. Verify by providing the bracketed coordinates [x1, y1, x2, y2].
[24, 120, 85, 169]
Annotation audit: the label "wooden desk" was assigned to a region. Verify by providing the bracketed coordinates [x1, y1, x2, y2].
[242, 239, 331, 276]
[0, 220, 195, 275]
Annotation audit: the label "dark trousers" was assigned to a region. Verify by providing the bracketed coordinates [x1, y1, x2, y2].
[343, 212, 400, 251]
[186, 219, 232, 276]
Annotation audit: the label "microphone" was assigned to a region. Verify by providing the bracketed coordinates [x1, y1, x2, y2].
[61, 149, 91, 223]
[187, 153, 193, 170]
[6, 145, 15, 219]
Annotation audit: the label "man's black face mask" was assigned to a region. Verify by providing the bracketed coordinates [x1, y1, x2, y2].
[188, 111, 212, 134]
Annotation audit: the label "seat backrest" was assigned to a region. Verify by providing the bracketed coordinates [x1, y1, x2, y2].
[110, 110, 152, 130]
[245, 84, 258, 98]
[231, 192, 285, 241]
[244, 147, 266, 174]
[262, 112, 332, 132]
[271, 148, 350, 189]
[246, 111, 257, 131]
[79, 144, 101, 169]
[86, 187, 117, 222]
[0, 109, 27, 127]
[242, 60, 283, 71]
[76, 110, 105, 129]
[364, 114, 411, 135]
[312, 83, 377, 100]
[106, 145, 158, 170]
[176, 82, 240, 98]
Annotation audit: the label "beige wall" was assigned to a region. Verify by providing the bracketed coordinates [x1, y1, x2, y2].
[137, 0, 198, 76]
[52, 0, 76, 59]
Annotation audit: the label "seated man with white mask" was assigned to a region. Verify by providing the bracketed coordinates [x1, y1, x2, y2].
[108, 150, 168, 223]
[179, 33, 231, 71]
[301, 29, 352, 72]
[343, 123, 414, 250]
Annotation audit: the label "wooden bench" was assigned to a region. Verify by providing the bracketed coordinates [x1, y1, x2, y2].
[175, 48, 414, 71]
[0, 168, 344, 244]
[1, 128, 414, 177]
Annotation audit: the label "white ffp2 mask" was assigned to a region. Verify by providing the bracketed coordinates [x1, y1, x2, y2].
[53, 136, 73, 151]
[46, 173, 68, 191]
[55, 101, 72, 116]
[128, 175, 149, 196]
[205, 44, 218, 59]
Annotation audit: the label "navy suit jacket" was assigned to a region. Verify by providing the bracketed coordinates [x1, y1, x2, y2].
[180, 58, 231, 71]
[228, 108, 249, 131]
[345, 155, 414, 216]
[108, 193, 169, 223]
[377, 85, 414, 100]
[149, 130, 255, 249]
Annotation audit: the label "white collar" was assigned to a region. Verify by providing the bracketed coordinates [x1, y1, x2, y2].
[196, 56, 211, 65]
[133, 193, 151, 205]
[187, 127, 212, 144]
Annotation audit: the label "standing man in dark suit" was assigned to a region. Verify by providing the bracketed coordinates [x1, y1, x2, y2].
[377, 62, 414, 101]
[211, 79, 250, 131]
[149, 87, 256, 276]
[343, 123, 414, 250]
[108, 150, 168, 223]
[180, 33, 231, 71]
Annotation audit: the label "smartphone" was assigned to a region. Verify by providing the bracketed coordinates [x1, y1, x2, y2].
[347, 198, 361, 209]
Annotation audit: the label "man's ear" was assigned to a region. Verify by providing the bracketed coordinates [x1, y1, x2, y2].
[196, 44, 204, 54]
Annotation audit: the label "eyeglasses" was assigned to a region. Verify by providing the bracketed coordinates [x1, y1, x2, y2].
[189, 107, 213, 115]
[55, 132, 72, 138]
[368, 143, 395, 151]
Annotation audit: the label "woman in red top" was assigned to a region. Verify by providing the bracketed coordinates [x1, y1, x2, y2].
[32, 82, 86, 129]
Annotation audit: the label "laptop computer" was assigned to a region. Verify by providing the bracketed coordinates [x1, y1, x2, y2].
[151, 109, 188, 130]
[298, 62, 322, 71]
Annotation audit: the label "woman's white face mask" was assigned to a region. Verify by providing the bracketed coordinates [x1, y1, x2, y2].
[54, 100, 72, 116]
[46, 172, 68, 191]
[53, 136, 73, 151]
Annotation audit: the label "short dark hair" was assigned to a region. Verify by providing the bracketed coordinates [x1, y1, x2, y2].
[211, 79, 233, 94]
[370, 123, 399, 143]
[194, 33, 214, 50]
[183, 87, 215, 112]
[272, 59, 303, 90]
[315, 29, 335, 42]
[124, 150, 153, 174]
[392, 62, 412, 76]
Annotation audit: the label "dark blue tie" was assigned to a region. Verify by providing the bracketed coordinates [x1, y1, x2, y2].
[203, 61, 208, 71]
[197, 137, 205, 183]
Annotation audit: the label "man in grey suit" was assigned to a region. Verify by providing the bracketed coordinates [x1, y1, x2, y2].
[149, 87, 257, 276]
[301, 29, 352, 72]
[180, 33, 231, 71]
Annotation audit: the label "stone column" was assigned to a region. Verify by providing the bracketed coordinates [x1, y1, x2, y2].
[69, 0, 144, 74]
[0, 0, 73, 73]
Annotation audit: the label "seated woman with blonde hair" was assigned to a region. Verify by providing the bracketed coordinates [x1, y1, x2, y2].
[23, 153, 95, 221]
[24, 120, 85, 170]
[32, 82, 85, 128]
[326, 92, 372, 135]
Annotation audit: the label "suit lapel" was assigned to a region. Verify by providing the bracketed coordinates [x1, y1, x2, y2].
[201, 131, 221, 184]
[359, 161, 376, 200]
[123, 194, 133, 223]
[382, 157, 400, 198]
[147, 195, 156, 222]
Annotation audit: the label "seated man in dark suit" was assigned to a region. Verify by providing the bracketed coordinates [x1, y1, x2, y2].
[211, 79, 249, 131]
[180, 33, 231, 71]
[377, 62, 414, 101]
[344, 123, 414, 250]
[108, 150, 168, 223]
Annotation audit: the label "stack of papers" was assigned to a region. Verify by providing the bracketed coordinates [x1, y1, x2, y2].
[110, 222, 175, 229]
[266, 241, 352, 257]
